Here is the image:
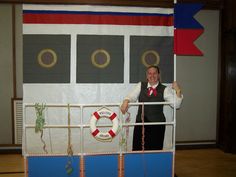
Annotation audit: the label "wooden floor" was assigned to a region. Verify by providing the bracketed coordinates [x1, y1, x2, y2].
[175, 148, 236, 177]
[0, 153, 24, 177]
[0, 148, 236, 177]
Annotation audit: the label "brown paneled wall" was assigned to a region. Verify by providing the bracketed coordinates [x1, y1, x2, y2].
[219, 0, 236, 153]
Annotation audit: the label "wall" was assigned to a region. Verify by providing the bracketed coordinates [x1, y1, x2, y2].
[0, 4, 14, 144]
[15, 5, 23, 98]
[176, 10, 220, 143]
[0, 4, 22, 145]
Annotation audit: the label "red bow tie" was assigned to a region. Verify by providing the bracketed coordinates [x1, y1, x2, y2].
[147, 87, 157, 96]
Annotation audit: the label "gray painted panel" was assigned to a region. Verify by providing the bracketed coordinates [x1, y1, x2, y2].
[23, 35, 71, 83]
[77, 35, 124, 83]
[130, 36, 174, 83]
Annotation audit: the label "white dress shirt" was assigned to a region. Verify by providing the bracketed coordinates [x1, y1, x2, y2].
[124, 82, 183, 109]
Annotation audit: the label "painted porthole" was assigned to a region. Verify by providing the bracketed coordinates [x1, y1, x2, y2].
[141, 50, 160, 67]
[91, 49, 110, 69]
[37, 49, 57, 68]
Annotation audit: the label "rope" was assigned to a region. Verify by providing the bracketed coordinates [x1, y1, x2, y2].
[40, 131, 48, 154]
[118, 155, 124, 177]
[34, 103, 48, 154]
[65, 104, 73, 175]
[125, 112, 131, 151]
[119, 112, 130, 151]
[67, 104, 73, 156]
[80, 156, 85, 177]
[46, 107, 53, 154]
[141, 103, 145, 152]
[141, 103, 147, 177]
[35, 103, 46, 133]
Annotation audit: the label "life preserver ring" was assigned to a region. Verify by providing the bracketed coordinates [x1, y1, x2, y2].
[90, 108, 119, 142]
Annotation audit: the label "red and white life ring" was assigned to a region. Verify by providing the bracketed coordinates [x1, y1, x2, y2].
[90, 108, 119, 142]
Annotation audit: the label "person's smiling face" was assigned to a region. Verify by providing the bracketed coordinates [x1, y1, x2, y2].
[146, 67, 160, 86]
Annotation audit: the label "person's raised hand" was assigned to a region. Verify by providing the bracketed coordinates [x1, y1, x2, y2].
[172, 81, 181, 97]
[120, 99, 129, 114]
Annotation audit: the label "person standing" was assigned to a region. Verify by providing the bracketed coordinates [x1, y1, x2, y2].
[120, 65, 183, 150]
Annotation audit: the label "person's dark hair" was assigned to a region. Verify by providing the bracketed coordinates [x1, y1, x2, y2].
[147, 65, 160, 74]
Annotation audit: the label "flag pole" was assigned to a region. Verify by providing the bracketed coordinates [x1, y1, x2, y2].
[174, 0, 177, 81]
[173, 1, 177, 177]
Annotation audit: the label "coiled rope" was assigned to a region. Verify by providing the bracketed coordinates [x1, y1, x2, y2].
[65, 104, 73, 175]
[34, 103, 48, 154]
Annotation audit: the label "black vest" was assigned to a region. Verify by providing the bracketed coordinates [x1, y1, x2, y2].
[136, 82, 166, 122]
